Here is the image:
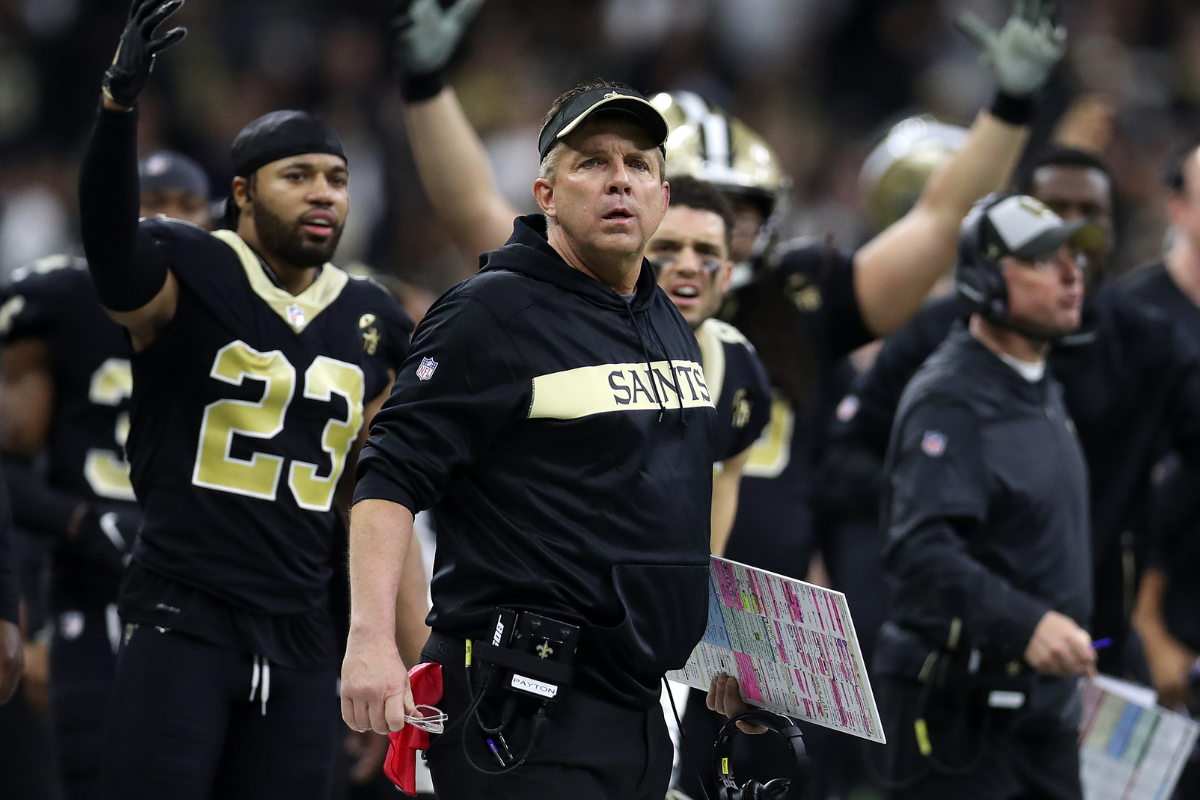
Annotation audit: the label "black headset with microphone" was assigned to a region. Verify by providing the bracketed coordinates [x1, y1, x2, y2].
[712, 710, 810, 800]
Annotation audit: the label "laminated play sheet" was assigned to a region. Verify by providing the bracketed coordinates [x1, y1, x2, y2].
[1079, 675, 1199, 800]
[666, 556, 885, 742]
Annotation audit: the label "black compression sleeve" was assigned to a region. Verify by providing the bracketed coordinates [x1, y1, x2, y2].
[1, 455, 81, 539]
[0, 476, 18, 625]
[79, 103, 168, 312]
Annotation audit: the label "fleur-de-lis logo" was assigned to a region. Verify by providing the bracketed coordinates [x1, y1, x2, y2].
[536, 642, 554, 659]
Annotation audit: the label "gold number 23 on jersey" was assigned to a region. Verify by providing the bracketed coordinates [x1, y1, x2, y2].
[192, 340, 364, 512]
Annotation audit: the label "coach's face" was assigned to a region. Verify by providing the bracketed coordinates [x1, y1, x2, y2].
[1001, 246, 1084, 338]
[234, 153, 349, 268]
[535, 118, 669, 264]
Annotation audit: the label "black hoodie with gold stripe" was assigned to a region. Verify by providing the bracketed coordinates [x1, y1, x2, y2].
[355, 215, 717, 708]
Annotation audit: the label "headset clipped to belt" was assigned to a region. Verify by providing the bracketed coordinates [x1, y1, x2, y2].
[865, 641, 1036, 790]
[459, 608, 581, 775]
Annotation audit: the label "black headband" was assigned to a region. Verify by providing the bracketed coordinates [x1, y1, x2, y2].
[231, 110, 346, 178]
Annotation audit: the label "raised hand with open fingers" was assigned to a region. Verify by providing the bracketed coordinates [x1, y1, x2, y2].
[391, 0, 487, 78]
[957, 0, 1067, 98]
[103, 0, 188, 109]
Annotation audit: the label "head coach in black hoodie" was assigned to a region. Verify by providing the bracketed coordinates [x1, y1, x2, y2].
[342, 81, 718, 799]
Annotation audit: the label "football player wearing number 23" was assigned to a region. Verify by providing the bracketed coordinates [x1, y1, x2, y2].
[79, 1, 415, 798]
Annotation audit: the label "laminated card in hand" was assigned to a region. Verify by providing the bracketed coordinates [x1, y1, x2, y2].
[667, 556, 885, 742]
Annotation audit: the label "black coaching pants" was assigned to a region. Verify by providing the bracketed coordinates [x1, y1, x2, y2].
[101, 625, 340, 800]
[421, 631, 673, 800]
[874, 676, 1083, 800]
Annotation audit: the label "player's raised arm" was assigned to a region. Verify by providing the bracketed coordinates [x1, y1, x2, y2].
[391, 0, 517, 257]
[79, 0, 187, 350]
[852, 0, 1065, 336]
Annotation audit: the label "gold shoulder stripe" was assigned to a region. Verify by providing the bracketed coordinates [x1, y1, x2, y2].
[743, 394, 794, 478]
[212, 230, 349, 332]
[696, 319, 727, 403]
[702, 318, 749, 345]
[0, 296, 24, 336]
[529, 360, 713, 420]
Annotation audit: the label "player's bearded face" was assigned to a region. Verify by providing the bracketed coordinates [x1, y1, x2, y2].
[249, 155, 349, 267]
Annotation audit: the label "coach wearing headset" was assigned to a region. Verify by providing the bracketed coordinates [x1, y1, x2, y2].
[874, 193, 1102, 800]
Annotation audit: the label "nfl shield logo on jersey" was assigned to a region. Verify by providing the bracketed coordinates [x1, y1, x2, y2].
[285, 304, 306, 329]
[416, 357, 438, 381]
[836, 394, 860, 422]
[921, 430, 947, 458]
[59, 611, 85, 641]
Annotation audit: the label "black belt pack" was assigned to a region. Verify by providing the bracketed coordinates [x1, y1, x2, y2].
[473, 609, 581, 704]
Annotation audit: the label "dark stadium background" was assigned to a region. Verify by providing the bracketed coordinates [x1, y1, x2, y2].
[0, 0, 1192, 290]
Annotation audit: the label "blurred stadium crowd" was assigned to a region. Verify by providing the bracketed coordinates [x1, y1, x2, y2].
[0, 0, 1196, 289]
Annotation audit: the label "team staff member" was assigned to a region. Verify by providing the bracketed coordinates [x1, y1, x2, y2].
[387, 0, 1064, 577]
[343, 82, 716, 799]
[0, 150, 209, 800]
[824, 147, 1200, 680]
[391, 3, 770, 550]
[79, 2, 422, 796]
[878, 194, 1101, 800]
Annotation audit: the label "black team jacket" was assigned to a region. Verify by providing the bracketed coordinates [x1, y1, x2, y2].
[879, 326, 1092, 731]
[355, 215, 717, 709]
[824, 285, 1200, 674]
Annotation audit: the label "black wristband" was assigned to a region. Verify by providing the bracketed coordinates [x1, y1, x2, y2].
[401, 71, 446, 104]
[989, 91, 1034, 126]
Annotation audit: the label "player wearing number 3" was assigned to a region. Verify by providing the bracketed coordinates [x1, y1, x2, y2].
[0, 150, 208, 800]
[78, 2, 417, 797]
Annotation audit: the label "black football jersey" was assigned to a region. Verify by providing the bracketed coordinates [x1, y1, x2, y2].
[724, 242, 875, 580]
[0, 255, 136, 609]
[695, 319, 771, 462]
[124, 220, 411, 618]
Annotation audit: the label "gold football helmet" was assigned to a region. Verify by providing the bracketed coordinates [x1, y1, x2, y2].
[860, 115, 968, 231]
[650, 91, 791, 222]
